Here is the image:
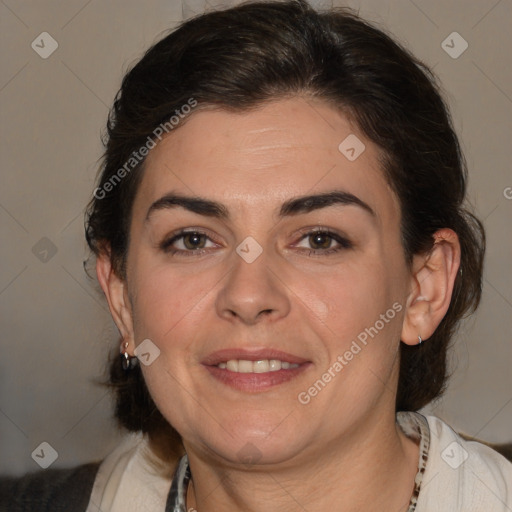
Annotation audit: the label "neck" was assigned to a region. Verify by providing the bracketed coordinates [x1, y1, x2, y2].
[183, 410, 419, 512]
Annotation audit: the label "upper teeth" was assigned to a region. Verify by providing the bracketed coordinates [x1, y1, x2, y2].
[217, 359, 300, 373]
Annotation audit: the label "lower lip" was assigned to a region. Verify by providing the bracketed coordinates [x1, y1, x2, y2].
[203, 363, 312, 392]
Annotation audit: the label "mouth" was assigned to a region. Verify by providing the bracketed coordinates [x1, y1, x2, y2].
[202, 348, 312, 392]
[216, 359, 300, 372]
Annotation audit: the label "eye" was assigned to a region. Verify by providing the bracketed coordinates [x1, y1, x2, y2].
[160, 230, 218, 255]
[294, 229, 352, 256]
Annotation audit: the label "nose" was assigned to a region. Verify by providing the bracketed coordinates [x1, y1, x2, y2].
[215, 248, 291, 325]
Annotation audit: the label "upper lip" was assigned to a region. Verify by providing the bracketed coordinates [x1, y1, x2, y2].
[202, 348, 310, 366]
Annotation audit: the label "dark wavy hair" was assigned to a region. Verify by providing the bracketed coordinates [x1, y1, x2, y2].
[85, 0, 485, 463]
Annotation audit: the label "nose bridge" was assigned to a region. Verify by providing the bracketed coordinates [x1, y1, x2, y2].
[215, 241, 290, 324]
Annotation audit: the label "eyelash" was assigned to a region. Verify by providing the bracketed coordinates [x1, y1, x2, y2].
[294, 227, 353, 256]
[159, 229, 219, 257]
[159, 228, 352, 257]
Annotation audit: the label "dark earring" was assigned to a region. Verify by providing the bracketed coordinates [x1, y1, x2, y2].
[121, 341, 138, 370]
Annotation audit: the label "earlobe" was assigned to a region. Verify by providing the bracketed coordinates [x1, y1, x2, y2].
[401, 229, 461, 346]
[96, 252, 135, 354]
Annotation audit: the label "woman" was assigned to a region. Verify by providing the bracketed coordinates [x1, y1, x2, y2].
[2, 0, 510, 510]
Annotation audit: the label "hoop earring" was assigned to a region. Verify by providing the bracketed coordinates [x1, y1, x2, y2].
[418, 335, 423, 345]
[121, 341, 138, 370]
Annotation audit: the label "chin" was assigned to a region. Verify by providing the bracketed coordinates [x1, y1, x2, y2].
[197, 421, 309, 467]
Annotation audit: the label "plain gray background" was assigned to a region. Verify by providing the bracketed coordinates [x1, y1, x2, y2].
[1, 0, 511, 476]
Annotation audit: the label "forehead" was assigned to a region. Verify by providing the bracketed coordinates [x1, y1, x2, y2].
[134, 97, 399, 224]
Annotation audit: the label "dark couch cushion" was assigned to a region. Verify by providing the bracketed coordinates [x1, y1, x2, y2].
[0, 462, 101, 512]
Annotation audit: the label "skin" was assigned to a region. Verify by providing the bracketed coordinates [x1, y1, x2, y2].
[97, 97, 460, 511]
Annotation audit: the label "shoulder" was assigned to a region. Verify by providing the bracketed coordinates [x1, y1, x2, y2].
[89, 432, 178, 510]
[0, 461, 100, 512]
[418, 414, 512, 512]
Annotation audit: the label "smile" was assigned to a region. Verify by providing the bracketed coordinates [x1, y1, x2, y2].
[217, 359, 300, 372]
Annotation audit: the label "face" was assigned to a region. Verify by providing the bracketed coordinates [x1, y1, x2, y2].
[121, 98, 413, 466]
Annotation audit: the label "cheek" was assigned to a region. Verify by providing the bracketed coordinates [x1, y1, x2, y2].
[129, 263, 215, 348]
[298, 260, 404, 350]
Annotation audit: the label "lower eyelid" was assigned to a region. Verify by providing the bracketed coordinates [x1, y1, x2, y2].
[162, 232, 217, 251]
[294, 232, 352, 250]
[175, 236, 216, 250]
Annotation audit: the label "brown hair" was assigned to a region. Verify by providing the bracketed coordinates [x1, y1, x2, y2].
[85, 0, 485, 463]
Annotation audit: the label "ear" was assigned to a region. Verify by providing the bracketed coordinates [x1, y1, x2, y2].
[401, 228, 461, 346]
[96, 250, 135, 355]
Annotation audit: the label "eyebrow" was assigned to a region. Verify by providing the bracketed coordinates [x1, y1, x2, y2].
[145, 190, 375, 222]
